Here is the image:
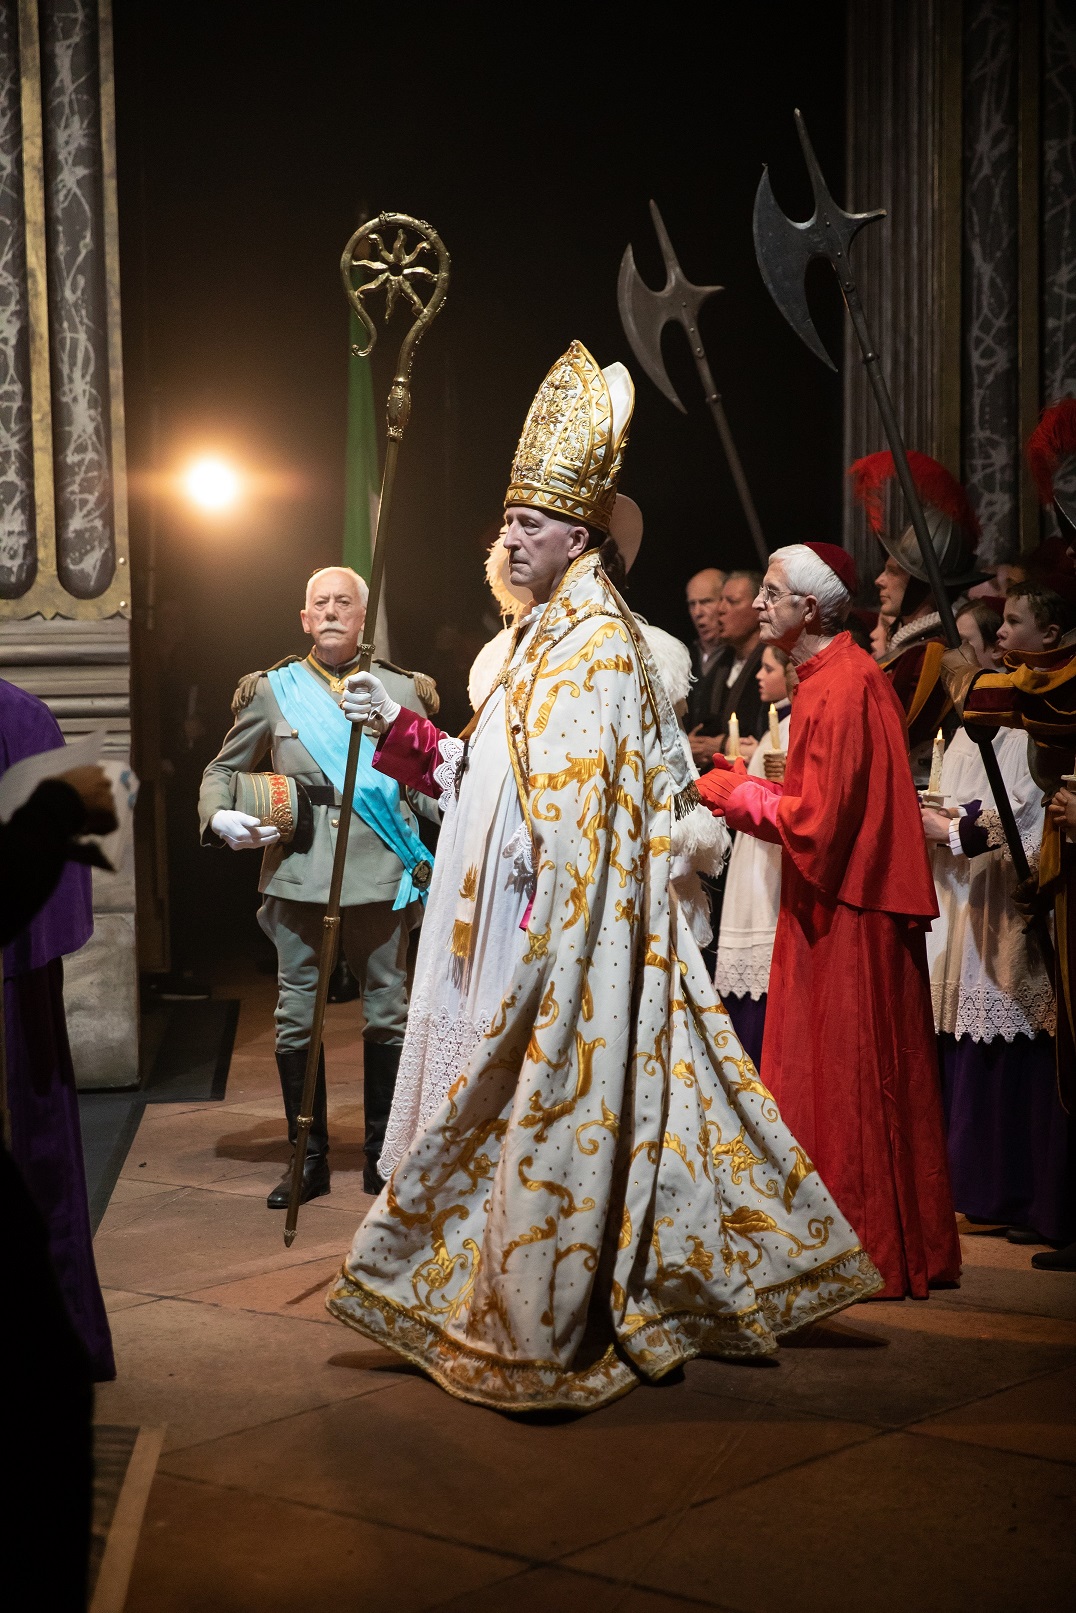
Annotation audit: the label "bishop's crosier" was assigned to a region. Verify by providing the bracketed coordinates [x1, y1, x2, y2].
[328, 342, 881, 1412]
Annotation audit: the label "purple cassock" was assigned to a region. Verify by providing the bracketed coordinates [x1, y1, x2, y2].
[1, 679, 115, 1380]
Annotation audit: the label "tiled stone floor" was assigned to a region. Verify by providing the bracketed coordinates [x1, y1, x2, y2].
[95, 963, 1076, 1612]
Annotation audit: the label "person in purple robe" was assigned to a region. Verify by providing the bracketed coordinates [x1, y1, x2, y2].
[1, 677, 115, 1381]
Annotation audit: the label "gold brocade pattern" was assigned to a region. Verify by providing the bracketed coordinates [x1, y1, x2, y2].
[328, 553, 882, 1411]
[504, 341, 632, 531]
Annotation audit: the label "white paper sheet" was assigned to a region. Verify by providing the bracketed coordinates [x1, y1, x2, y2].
[0, 729, 104, 823]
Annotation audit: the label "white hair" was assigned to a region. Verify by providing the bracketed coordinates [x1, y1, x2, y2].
[305, 565, 369, 609]
[769, 545, 851, 632]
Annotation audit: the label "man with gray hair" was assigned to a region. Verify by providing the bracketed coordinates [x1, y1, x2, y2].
[199, 565, 439, 1206]
[688, 570, 765, 768]
[697, 542, 960, 1300]
[684, 567, 726, 729]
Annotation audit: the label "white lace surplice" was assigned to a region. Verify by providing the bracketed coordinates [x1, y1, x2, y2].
[926, 727, 1054, 1042]
[379, 647, 534, 1177]
[712, 712, 789, 1001]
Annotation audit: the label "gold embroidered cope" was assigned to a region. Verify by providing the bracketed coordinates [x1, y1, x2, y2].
[329, 553, 880, 1410]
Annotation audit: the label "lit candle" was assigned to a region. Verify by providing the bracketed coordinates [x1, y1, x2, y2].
[768, 702, 781, 751]
[928, 728, 944, 795]
[727, 711, 740, 759]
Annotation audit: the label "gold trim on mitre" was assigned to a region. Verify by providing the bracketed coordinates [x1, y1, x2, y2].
[505, 340, 634, 533]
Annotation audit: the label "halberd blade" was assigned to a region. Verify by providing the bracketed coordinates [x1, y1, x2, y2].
[753, 167, 837, 371]
[754, 110, 885, 372]
[617, 200, 724, 414]
[618, 242, 687, 411]
[793, 109, 885, 260]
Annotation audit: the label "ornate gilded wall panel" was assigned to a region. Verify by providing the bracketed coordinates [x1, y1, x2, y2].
[962, 0, 1019, 563]
[0, 0, 129, 622]
[0, 1, 137, 1088]
[1042, 0, 1076, 404]
[0, 0, 37, 597]
[40, 0, 115, 598]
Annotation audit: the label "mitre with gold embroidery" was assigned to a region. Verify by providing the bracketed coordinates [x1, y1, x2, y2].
[504, 339, 635, 532]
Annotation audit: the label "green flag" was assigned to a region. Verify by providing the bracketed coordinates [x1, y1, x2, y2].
[343, 308, 379, 581]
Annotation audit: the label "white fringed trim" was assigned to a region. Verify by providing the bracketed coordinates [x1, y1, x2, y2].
[635, 619, 693, 708]
[467, 627, 515, 712]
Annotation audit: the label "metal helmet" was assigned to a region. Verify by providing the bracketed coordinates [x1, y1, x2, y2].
[848, 450, 983, 586]
[1027, 398, 1076, 536]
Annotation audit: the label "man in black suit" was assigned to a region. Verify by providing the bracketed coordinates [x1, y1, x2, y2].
[688, 570, 765, 771]
[685, 568, 727, 731]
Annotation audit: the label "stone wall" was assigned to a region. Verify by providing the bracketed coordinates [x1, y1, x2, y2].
[0, 0, 136, 1089]
[844, 0, 1076, 575]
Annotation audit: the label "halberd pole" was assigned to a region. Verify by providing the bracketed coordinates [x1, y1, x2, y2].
[618, 201, 768, 566]
[753, 111, 1053, 975]
[283, 214, 450, 1247]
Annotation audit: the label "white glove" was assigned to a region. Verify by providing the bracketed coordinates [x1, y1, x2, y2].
[211, 809, 281, 850]
[342, 671, 401, 734]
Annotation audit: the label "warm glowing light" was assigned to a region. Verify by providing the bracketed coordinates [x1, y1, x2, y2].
[183, 456, 241, 511]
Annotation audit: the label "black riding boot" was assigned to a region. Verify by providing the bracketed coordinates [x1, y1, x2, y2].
[267, 1046, 330, 1208]
[362, 1041, 401, 1194]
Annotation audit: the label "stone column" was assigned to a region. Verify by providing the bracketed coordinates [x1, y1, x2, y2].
[842, 0, 963, 586]
[1042, 0, 1076, 533]
[0, 0, 136, 1089]
[845, 0, 1076, 573]
[0, 0, 36, 598]
[961, 1, 1021, 562]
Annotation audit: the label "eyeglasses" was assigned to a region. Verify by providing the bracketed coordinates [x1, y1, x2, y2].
[756, 586, 802, 607]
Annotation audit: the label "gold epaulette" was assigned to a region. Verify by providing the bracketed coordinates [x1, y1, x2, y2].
[231, 654, 301, 714]
[376, 659, 440, 717]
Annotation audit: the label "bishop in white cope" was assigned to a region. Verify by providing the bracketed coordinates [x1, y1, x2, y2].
[327, 341, 880, 1411]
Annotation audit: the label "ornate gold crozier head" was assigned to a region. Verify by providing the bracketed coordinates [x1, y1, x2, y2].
[505, 340, 635, 534]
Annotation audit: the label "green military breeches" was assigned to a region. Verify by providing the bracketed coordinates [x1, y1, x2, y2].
[258, 897, 412, 1053]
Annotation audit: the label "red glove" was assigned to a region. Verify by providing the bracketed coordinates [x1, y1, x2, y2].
[695, 756, 749, 815]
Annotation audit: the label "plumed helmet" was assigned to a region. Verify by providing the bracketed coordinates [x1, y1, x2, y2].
[848, 450, 982, 586]
[1026, 398, 1076, 535]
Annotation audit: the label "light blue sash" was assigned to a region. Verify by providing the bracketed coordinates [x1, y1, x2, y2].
[267, 661, 429, 909]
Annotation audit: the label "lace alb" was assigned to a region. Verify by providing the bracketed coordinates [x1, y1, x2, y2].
[502, 818, 534, 884]
[378, 1001, 493, 1176]
[713, 940, 775, 1002]
[931, 978, 1056, 1042]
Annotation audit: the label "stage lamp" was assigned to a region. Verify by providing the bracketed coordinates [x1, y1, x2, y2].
[183, 455, 241, 511]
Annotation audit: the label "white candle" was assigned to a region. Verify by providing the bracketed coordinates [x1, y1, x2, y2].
[928, 728, 945, 795]
[768, 702, 781, 751]
[727, 712, 740, 758]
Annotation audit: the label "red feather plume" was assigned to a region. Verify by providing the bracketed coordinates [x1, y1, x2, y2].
[1026, 398, 1076, 507]
[848, 450, 981, 544]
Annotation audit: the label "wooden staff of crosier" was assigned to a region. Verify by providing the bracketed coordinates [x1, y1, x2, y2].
[283, 214, 450, 1247]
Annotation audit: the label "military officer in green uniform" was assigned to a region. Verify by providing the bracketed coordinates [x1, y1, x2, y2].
[199, 566, 438, 1207]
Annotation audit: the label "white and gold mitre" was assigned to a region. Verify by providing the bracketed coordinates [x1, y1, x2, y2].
[504, 340, 634, 533]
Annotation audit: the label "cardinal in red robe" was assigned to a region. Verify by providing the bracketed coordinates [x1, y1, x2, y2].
[697, 543, 960, 1298]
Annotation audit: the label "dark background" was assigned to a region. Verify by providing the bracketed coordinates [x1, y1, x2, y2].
[115, 0, 847, 743]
